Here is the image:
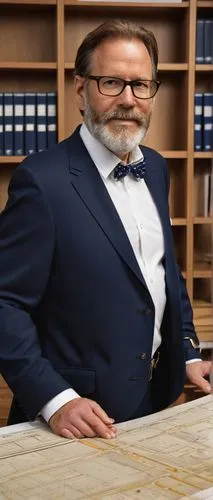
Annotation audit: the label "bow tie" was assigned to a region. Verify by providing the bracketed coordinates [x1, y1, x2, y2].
[114, 158, 146, 181]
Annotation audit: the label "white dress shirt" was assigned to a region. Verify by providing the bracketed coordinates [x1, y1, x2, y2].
[41, 123, 196, 423]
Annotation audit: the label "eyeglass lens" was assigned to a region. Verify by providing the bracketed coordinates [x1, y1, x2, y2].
[99, 77, 158, 98]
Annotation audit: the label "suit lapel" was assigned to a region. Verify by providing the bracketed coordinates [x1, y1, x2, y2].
[66, 129, 149, 290]
[65, 130, 175, 292]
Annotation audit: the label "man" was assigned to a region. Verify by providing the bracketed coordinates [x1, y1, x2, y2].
[0, 20, 212, 440]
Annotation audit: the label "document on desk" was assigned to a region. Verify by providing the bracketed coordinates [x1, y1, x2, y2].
[0, 395, 213, 499]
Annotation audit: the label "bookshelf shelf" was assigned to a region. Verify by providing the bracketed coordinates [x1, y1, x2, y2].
[194, 217, 213, 224]
[171, 218, 187, 226]
[0, 156, 25, 163]
[65, 63, 74, 70]
[194, 152, 213, 159]
[160, 151, 187, 158]
[193, 299, 212, 308]
[0, 62, 57, 70]
[193, 269, 212, 278]
[196, 64, 213, 72]
[64, 1, 189, 7]
[158, 63, 188, 71]
[0, 0, 56, 3]
[197, 1, 213, 7]
[193, 258, 212, 278]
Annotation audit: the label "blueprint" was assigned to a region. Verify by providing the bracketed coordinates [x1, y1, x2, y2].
[0, 395, 213, 499]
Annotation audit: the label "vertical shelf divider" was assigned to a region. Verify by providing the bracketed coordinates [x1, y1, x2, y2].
[186, 0, 197, 301]
[57, 0, 65, 141]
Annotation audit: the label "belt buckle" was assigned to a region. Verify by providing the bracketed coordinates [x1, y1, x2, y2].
[149, 350, 160, 381]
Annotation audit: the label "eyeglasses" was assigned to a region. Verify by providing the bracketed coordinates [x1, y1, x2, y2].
[87, 76, 161, 99]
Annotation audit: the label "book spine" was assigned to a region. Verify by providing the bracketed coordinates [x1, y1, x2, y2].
[211, 94, 213, 152]
[47, 92, 57, 149]
[203, 93, 213, 151]
[194, 93, 203, 151]
[204, 19, 213, 64]
[196, 19, 204, 64]
[36, 92, 47, 152]
[209, 160, 213, 216]
[14, 93, 24, 156]
[204, 172, 211, 217]
[24, 93, 36, 156]
[0, 93, 3, 156]
[3, 92, 14, 156]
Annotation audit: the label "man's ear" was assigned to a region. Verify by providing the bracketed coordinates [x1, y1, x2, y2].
[74, 75, 86, 113]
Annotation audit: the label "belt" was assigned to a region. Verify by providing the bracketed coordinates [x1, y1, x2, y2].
[149, 350, 160, 381]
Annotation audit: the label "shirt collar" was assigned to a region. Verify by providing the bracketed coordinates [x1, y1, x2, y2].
[80, 123, 144, 180]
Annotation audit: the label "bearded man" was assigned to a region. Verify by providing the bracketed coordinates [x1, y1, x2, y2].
[0, 19, 212, 439]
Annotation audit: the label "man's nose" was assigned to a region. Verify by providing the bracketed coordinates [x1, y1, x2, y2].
[117, 84, 136, 106]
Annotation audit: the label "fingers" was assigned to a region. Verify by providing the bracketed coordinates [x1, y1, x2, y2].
[76, 402, 117, 439]
[61, 419, 96, 439]
[186, 361, 212, 394]
[49, 397, 118, 440]
[93, 403, 115, 425]
[195, 375, 212, 394]
[196, 361, 212, 393]
[61, 428, 76, 439]
[60, 422, 89, 439]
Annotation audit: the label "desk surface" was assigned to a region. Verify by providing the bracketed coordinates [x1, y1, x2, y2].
[0, 395, 213, 500]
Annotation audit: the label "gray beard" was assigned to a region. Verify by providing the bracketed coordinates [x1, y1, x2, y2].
[84, 100, 151, 156]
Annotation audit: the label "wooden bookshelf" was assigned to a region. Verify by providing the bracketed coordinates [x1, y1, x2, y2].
[0, 62, 57, 69]
[0, 0, 212, 425]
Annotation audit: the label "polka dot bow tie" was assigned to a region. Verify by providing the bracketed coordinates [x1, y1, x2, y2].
[114, 158, 146, 181]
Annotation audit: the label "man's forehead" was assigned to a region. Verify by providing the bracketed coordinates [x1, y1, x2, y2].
[90, 37, 151, 69]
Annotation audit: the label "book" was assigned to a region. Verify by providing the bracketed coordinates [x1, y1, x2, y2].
[47, 92, 57, 149]
[204, 172, 211, 216]
[204, 19, 213, 64]
[203, 161, 213, 217]
[24, 93, 36, 156]
[209, 160, 213, 216]
[196, 19, 205, 64]
[14, 93, 24, 156]
[204, 252, 213, 263]
[203, 93, 213, 151]
[3, 92, 13, 156]
[0, 93, 3, 156]
[36, 92, 47, 153]
[194, 93, 203, 151]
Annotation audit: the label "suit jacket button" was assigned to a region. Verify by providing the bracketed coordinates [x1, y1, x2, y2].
[144, 308, 152, 315]
[137, 352, 146, 360]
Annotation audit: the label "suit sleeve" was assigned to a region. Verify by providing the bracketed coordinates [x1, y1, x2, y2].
[177, 269, 201, 361]
[0, 162, 71, 420]
[163, 156, 201, 362]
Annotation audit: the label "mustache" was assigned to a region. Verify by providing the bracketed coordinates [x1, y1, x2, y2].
[99, 109, 147, 126]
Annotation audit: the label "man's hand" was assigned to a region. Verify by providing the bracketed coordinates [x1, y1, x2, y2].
[49, 397, 117, 440]
[186, 360, 212, 394]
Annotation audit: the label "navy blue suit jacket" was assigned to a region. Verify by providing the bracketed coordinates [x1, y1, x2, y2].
[0, 127, 199, 423]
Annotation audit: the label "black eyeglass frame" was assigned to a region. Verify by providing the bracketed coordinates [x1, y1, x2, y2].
[86, 75, 161, 99]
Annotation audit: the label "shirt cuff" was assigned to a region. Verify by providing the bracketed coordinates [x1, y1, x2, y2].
[185, 358, 201, 364]
[40, 388, 81, 423]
